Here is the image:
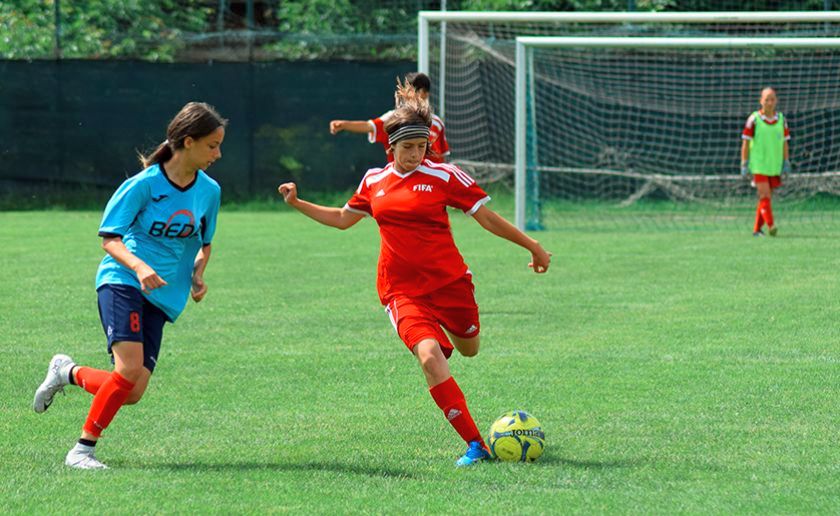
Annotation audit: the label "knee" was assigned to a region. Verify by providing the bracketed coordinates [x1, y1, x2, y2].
[459, 347, 479, 358]
[115, 364, 145, 383]
[415, 344, 444, 372]
[417, 351, 439, 372]
[454, 336, 480, 357]
[124, 384, 148, 405]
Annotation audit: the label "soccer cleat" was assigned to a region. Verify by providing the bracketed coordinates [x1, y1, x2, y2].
[455, 440, 492, 467]
[768, 226, 778, 237]
[65, 447, 108, 470]
[33, 354, 75, 413]
[753, 230, 765, 237]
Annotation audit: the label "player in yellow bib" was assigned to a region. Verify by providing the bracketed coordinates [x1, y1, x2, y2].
[740, 87, 791, 237]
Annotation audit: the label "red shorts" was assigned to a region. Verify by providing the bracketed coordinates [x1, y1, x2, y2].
[753, 174, 782, 189]
[383, 274, 480, 359]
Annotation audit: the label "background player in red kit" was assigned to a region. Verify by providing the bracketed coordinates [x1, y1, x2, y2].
[279, 80, 551, 466]
[740, 87, 791, 237]
[329, 72, 450, 163]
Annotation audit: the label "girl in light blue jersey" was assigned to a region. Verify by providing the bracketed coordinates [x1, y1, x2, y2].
[33, 102, 227, 469]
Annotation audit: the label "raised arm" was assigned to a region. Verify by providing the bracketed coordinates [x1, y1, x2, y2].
[278, 182, 365, 230]
[329, 120, 372, 135]
[471, 205, 551, 273]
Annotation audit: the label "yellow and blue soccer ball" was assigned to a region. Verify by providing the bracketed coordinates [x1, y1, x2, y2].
[487, 410, 545, 462]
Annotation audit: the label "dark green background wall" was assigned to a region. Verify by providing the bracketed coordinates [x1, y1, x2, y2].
[0, 60, 415, 204]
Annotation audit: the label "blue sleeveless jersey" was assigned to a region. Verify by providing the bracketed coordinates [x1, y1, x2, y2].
[95, 164, 221, 321]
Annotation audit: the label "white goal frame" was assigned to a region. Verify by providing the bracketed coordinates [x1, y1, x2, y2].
[418, 11, 840, 124]
[514, 36, 840, 230]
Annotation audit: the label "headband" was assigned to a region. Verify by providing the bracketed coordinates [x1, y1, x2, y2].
[388, 125, 430, 145]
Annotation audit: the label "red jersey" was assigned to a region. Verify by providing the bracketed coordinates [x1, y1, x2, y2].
[368, 111, 450, 163]
[344, 159, 490, 303]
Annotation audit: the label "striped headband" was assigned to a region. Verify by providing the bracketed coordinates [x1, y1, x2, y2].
[388, 125, 430, 145]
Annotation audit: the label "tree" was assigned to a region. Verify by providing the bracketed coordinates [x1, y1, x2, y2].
[0, 0, 211, 61]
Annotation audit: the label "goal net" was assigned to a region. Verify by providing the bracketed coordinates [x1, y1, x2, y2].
[514, 37, 840, 229]
[419, 12, 840, 230]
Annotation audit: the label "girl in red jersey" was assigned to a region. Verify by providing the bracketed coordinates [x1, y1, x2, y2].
[279, 81, 551, 466]
[329, 72, 450, 163]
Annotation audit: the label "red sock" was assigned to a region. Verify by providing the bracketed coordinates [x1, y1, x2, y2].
[74, 367, 110, 395]
[429, 376, 484, 446]
[754, 200, 765, 232]
[760, 198, 775, 228]
[82, 372, 135, 438]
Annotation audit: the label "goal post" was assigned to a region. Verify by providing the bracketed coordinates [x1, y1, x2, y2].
[514, 36, 840, 230]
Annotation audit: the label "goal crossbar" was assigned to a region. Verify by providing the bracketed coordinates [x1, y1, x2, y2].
[517, 36, 840, 49]
[419, 11, 840, 73]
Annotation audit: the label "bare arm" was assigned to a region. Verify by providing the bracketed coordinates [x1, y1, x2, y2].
[191, 244, 211, 302]
[102, 236, 168, 294]
[278, 182, 365, 230]
[741, 140, 750, 163]
[471, 205, 551, 273]
[783, 140, 789, 161]
[329, 120, 372, 135]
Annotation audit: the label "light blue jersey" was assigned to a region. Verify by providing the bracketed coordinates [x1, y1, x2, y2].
[96, 164, 221, 321]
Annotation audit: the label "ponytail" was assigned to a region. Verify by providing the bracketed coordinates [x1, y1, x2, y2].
[384, 78, 432, 135]
[138, 140, 173, 168]
[138, 102, 226, 169]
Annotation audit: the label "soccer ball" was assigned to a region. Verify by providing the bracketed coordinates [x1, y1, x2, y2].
[487, 410, 545, 462]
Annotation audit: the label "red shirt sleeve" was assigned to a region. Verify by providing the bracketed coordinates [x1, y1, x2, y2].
[368, 117, 389, 148]
[784, 117, 791, 140]
[742, 114, 756, 140]
[434, 125, 450, 156]
[429, 116, 450, 161]
[345, 173, 373, 216]
[443, 164, 490, 215]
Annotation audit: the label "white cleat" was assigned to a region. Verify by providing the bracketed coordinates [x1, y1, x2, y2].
[65, 448, 109, 470]
[33, 354, 75, 413]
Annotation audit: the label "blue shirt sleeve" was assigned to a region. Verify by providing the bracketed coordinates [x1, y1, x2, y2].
[98, 175, 151, 237]
[201, 187, 221, 245]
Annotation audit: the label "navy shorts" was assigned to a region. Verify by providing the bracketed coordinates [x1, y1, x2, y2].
[97, 284, 169, 373]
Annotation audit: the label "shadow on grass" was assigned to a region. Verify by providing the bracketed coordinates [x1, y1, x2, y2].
[123, 460, 418, 479]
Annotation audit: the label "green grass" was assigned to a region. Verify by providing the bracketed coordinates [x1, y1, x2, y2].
[1, 209, 838, 514]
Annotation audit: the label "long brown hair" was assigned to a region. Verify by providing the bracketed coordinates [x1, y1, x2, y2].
[139, 102, 227, 168]
[384, 78, 432, 136]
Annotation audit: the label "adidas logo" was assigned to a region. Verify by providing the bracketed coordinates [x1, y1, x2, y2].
[465, 324, 478, 334]
[446, 408, 462, 421]
[375, 189, 385, 197]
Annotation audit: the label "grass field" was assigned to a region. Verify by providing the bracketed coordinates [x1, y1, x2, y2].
[1, 207, 838, 514]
